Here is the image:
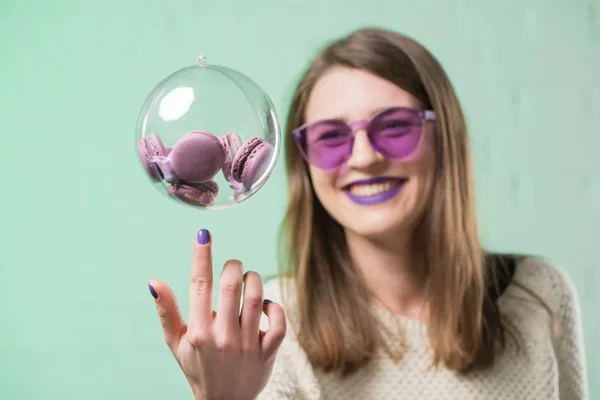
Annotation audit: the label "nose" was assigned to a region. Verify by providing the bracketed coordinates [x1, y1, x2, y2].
[346, 130, 384, 169]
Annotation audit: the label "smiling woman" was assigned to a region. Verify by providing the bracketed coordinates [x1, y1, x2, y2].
[295, 67, 438, 241]
[149, 27, 588, 400]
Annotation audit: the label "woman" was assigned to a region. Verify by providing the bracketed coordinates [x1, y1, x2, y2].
[147, 28, 588, 399]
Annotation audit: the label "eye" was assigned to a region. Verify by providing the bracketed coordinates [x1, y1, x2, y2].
[319, 130, 344, 140]
[383, 119, 412, 129]
[308, 123, 350, 144]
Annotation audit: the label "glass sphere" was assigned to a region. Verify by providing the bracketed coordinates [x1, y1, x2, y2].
[135, 56, 281, 210]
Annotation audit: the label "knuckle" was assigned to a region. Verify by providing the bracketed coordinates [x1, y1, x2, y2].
[221, 279, 242, 294]
[214, 335, 236, 352]
[241, 341, 259, 354]
[244, 295, 263, 309]
[188, 330, 211, 347]
[190, 276, 212, 295]
[157, 306, 170, 321]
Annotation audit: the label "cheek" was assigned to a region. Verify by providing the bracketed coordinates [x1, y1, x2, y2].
[308, 167, 338, 201]
[394, 137, 437, 203]
[396, 133, 436, 178]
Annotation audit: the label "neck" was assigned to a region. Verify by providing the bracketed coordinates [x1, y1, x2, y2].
[345, 230, 428, 321]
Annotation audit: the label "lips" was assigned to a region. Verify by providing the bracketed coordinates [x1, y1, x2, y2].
[342, 177, 407, 205]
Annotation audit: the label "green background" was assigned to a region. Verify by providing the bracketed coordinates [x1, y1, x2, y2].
[0, 0, 597, 398]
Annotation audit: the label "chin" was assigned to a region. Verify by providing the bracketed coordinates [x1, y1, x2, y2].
[343, 206, 417, 241]
[346, 219, 411, 242]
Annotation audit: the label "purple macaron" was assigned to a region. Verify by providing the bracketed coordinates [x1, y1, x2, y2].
[168, 180, 219, 206]
[219, 131, 243, 179]
[137, 133, 169, 182]
[168, 130, 225, 184]
[230, 137, 273, 189]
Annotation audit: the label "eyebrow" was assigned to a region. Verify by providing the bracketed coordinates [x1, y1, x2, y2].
[321, 107, 392, 123]
[369, 107, 391, 117]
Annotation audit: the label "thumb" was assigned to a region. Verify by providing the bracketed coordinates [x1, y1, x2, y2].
[149, 279, 186, 353]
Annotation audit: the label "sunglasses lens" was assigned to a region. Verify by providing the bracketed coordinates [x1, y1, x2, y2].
[369, 108, 423, 159]
[301, 121, 353, 169]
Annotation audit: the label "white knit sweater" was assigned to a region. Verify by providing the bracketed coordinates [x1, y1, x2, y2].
[257, 257, 588, 399]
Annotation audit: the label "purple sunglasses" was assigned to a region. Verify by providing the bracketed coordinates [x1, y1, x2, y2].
[292, 107, 435, 170]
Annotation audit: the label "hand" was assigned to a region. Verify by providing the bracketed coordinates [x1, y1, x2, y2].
[148, 229, 287, 400]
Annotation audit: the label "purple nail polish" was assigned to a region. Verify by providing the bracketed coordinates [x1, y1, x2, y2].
[263, 299, 272, 305]
[148, 283, 158, 299]
[197, 229, 210, 244]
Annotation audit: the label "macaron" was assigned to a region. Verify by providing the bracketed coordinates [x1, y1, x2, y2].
[168, 180, 219, 206]
[218, 131, 243, 178]
[231, 137, 273, 189]
[137, 133, 168, 182]
[168, 130, 225, 184]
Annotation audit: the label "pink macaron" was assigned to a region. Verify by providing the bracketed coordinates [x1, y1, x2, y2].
[218, 132, 243, 178]
[137, 133, 169, 182]
[168, 180, 219, 206]
[230, 137, 273, 189]
[168, 130, 225, 184]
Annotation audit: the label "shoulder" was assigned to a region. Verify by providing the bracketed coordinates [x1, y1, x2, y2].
[512, 257, 588, 396]
[502, 255, 583, 334]
[511, 256, 580, 309]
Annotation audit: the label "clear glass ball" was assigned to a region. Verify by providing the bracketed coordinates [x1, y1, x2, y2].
[135, 56, 281, 210]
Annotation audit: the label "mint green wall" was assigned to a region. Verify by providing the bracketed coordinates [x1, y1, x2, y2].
[0, 0, 597, 398]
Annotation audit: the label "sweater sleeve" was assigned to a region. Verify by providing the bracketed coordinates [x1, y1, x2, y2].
[551, 267, 588, 400]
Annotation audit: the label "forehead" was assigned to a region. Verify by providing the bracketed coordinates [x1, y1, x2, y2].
[305, 66, 422, 122]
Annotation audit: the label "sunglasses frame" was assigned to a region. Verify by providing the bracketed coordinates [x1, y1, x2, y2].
[291, 106, 436, 170]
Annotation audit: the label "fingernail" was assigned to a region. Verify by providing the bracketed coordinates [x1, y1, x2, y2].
[263, 299, 272, 305]
[197, 229, 210, 244]
[148, 283, 158, 299]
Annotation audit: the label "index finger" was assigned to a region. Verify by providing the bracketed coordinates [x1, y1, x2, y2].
[188, 229, 214, 333]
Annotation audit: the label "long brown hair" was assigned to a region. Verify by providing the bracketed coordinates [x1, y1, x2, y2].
[277, 28, 552, 377]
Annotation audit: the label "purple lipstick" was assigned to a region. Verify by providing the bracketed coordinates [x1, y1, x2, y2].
[343, 177, 407, 205]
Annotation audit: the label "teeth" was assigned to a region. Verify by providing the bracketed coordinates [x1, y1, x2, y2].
[348, 181, 400, 197]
